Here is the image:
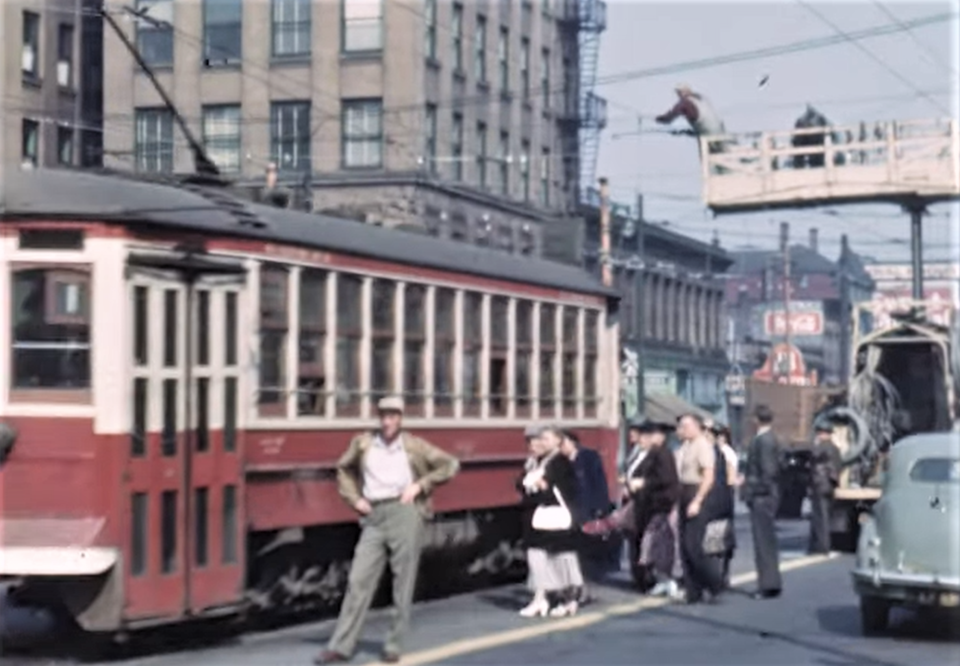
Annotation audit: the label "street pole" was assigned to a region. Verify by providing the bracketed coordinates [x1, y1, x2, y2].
[599, 178, 612, 287]
[908, 204, 925, 301]
[635, 193, 646, 419]
[780, 222, 791, 380]
[839, 234, 851, 382]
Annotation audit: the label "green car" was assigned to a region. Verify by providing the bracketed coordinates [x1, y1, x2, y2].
[852, 430, 960, 635]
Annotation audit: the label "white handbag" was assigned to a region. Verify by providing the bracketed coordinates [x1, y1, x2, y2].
[532, 487, 573, 531]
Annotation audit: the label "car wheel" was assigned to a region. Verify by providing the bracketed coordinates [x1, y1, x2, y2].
[860, 596, 890, 635]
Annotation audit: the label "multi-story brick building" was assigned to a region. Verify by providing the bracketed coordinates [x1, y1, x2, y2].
[101, 0, 606, 255]
[1, 0, 103, 171]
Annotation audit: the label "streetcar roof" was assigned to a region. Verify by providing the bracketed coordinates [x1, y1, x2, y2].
[0, 169, 616, 298]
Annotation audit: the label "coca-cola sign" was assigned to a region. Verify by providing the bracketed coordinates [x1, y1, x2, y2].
[763, 310, 825, 336]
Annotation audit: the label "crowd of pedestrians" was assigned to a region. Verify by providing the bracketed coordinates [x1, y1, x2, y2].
[314, 394, 843, 663]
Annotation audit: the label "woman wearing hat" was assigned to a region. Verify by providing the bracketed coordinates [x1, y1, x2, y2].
[516, 425, 584, 617]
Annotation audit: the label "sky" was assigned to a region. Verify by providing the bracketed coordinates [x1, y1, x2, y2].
[593, 0, 960, 266]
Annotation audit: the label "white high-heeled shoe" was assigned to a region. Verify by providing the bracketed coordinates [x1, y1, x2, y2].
[519, 595, 549, 617]
[548, 600, 579, 617]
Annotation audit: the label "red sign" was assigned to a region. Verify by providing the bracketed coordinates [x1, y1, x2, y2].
[753, 343, 818, 386]
[764, 310, 824, 337]
[868, 287, 955, 329]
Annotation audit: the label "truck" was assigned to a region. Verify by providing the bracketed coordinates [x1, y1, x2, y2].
[740, 300, 959, 552]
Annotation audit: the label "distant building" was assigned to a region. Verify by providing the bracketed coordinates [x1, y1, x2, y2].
[100, 0, 609, 256]
[724, 230, 874, 385]
[2, 0, 103, 170]
[553, 194, 732, 415]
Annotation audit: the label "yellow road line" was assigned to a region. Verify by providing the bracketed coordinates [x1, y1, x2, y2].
[392, 552, 839, 666]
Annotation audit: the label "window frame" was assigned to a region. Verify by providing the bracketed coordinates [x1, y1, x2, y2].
[135, 0, 174, 67]
[476, 121, 488, 190]
[497, 27, 509, 94]
[9, 263, 93, 404]
[584, 309, 599, 418]
[475, 14, 487, 83]
[451, 112, 464, 181]
[202, 105, 242, 173]
[498, 131, 510, 196]
[272, 0, 312, 58]
[57, 125, 74, 165]
[520, 38, 530, 99]
[257, 264, 289, 418]
[342, 0, 384, 54]
[433, 287, 456, 416]
[202, 0, 243, 67]
[561, 306, 579, 418]
[270, 100, 311, 174]
[57, 23, 75, 89]
[22, 118, 40, 168]
[489, 296, 509, 417]
[540, 147, 550, 207]
[514, 299, 533, 418]
[342, 99, 384, 169]
[452, 3, 464, 71]
[425, 104, 438, 174]
[370, 278, 397, 404]
[22, 11, 41, 80]
[424, 0, 437, 60]
[541, 47, 551, 109]
[461, 292, 483, 418]
[297, 268, 328, 417]
[520, 140, 531, 202]
[335, 273, 364, 417]
[135, 107, 174, 173]
[402, 284, 427, 417]
[538, 302, 557, 419]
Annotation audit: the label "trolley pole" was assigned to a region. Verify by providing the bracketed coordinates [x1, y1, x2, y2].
[780, 222, 792, 379]
[635, 193, 646, 419]
[908, 203, 925, 301]
[599, 178, 612, 287]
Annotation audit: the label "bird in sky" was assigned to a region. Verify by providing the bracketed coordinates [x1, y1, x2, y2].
[758, 74, 770, 89]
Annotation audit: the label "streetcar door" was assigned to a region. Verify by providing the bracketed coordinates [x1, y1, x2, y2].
[124, 254, 247, 621]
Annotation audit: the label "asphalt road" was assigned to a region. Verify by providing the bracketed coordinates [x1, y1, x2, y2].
[4, 518, 959, 666]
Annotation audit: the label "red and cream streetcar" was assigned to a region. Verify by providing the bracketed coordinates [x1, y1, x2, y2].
[0, 168, 620, 639]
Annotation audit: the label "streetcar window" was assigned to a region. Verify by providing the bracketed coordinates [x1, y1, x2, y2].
[515, 300, 533, 417]
[298, 269, 327, 416]
[336, 274, 363, 416]
[131, 492, 148, 577]
[131, 377, 148, 457]
[10, 267, 91, 395]
[584, 310, 599, 418]
[224, 291, 238, 366]
[163, 289, 178, 367]
[18, 228, 85, 250]
[403, 284, 426, 416]
[463, 292, 482, 417]
[161, 490, 177, 574]
[222, 485, 238, 564]
[489, 296, 509, 416]
[196, 290, 210, 366]
[539, 304, 557, 417]
[223, 377, 237, 452]
[133, 285, 148, 366]
[259, 265, 288, 417]
[196, 377, 210, 452]
[371, 279, 396, 403]
[561, 307, 578, 418]
[161, 378, 177, 456]
[194, 487, 209, 568]
[434, 288, 456, 414]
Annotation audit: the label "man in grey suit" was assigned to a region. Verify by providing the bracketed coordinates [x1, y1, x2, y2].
[742, 404, 783, 599]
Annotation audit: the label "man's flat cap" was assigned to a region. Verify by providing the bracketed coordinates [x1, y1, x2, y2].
[628, 418, 669, 433]
[377, 396, 405, 413]
[524, 423, 544, 438]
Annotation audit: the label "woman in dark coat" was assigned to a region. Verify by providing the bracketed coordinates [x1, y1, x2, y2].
[625, 419, 681, 596]
[517, 425, 583, 617]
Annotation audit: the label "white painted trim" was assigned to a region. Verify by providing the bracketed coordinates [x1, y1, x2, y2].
[0, 547, 118, 576]
[1, 404, 97, 418]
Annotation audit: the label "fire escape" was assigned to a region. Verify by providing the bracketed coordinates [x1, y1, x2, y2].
[556, 0, 607, 204]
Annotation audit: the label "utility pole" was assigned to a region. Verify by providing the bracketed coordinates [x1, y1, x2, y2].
[599, 177, 612, 287]
[635, 193, 646, 419]
[780, 221, 792, 380]
[839, 234, 851, 382]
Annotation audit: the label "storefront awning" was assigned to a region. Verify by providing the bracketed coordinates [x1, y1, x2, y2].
[644, 392, 715, 426]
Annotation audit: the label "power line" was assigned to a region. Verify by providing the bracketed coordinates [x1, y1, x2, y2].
[795, 1, 951, 116]
[869, 0, 957, 76]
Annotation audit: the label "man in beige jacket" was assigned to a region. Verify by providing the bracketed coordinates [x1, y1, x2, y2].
[314, 397, 459, 665]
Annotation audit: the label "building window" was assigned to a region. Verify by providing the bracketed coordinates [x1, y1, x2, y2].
[22, 11, 40, 79]
[434, 288, 455, 414]
[498, 131, 510, 196]
[196, 291, 211, 367]
[272, 0, 311, 57]
[425, 0, 437, 60]
[342, 99, 383, 168]
[520, 38, 530, 99]
[539, 304, 556, 417]
[561, 308, 578, 417]
[425, 104, 437, 174]
[540, 147, 550, 207]
[57, 126, 74, 165]
[135, 108, 174, 173]
[476, 122, 487, 189]
[498, 27, 509, 94]
[584, 310, 598, 417]
[202, 105, 241, 173]
[336, 274, 363, 415]
[475, 15, 487, 83]
[515, 300, 532, 416]
[371, 279, 396, 403]
[271, 101, 311, 173]
[404, 285, 426, 416]
[57, 24, 74, 88]
[343, 0, 383, 53]
[520, 140, 531, 202]
[10, 268, 91, 393]
[298, 268, 327, 416]
[136, 0, 174, 66]
[451, 112, 463, 181]
[452, 3, 463, 71]
[21, 119, 39, 168]
[462, 293, 482, 417]
[258, 264, 288, 417]
[541, 48, 550, 108]
[203, 0, 243, 66]
[490, 296, 509, 416]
